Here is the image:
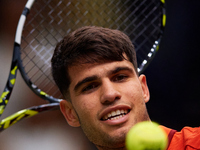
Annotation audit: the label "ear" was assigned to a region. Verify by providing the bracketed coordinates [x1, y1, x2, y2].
[60, 100, 80, 127]
[139, 74, 150, 103]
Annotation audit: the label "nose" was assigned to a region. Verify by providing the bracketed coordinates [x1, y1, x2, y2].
[100, 79, 121, 104]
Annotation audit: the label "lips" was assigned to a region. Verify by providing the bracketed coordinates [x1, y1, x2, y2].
[101, 109, 129, 121]
[100, 106, 131, 122]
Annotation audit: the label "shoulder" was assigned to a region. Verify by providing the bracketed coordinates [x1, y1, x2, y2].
[161, 125, 200, 150]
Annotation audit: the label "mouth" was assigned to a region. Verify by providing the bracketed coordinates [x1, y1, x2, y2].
[100, 109, 130, 121]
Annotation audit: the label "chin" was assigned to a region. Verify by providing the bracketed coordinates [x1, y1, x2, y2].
[93, 128, 127, 149]
[96, 138, 126, 150]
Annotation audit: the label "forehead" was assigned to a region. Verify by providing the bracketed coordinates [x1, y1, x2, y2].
[68, 60, 136, 85]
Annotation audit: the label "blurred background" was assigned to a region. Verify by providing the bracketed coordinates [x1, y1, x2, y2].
[145, 0, 200, 130]
[0, 0, 200, 149]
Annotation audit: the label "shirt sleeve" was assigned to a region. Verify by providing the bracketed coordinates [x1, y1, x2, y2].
[168, 126, 200, 150]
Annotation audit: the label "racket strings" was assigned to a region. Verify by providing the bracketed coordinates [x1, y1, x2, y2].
[20, 0, 162, 99]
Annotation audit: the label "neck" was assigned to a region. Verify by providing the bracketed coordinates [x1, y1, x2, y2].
[97, 145, 127, 150]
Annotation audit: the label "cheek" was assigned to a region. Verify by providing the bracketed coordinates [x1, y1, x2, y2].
[74, 94, 99, 117]
[83, 94, 99, 108]
[123, 82, 144, 102]
[123, 81, 141, 93]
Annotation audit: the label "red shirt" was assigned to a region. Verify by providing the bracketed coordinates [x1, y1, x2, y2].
[160, 125, 200, 150]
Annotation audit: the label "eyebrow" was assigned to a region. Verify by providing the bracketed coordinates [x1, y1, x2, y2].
[109, 66, 133, 75]
[73, 66, 134, 92]
[74, 75, 98, 92]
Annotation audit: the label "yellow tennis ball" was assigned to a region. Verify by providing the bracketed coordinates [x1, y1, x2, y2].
[126, 121, 168, 150]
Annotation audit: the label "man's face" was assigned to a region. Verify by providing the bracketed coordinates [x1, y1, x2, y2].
[60, 58, 150, 149]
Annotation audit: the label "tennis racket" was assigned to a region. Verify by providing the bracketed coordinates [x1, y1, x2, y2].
[0, 0, 166, 132]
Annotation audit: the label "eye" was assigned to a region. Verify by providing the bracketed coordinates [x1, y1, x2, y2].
[82, 83, 99, 93]
[112, 74, 128, 82]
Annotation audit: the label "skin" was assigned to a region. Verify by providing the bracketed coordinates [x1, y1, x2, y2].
[60, 58, 151, 150]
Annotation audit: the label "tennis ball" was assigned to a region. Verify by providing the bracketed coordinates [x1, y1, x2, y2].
[126, 121, 168, 150]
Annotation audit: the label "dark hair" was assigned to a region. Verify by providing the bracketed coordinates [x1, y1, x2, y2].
[51, 26, 138, 99]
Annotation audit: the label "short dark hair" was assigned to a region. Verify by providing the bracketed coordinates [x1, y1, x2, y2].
[51, 26, 138, 99]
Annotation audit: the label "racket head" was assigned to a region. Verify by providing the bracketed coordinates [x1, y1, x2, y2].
[0, 0, 166, 132]
[19, 0, 164, 102]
